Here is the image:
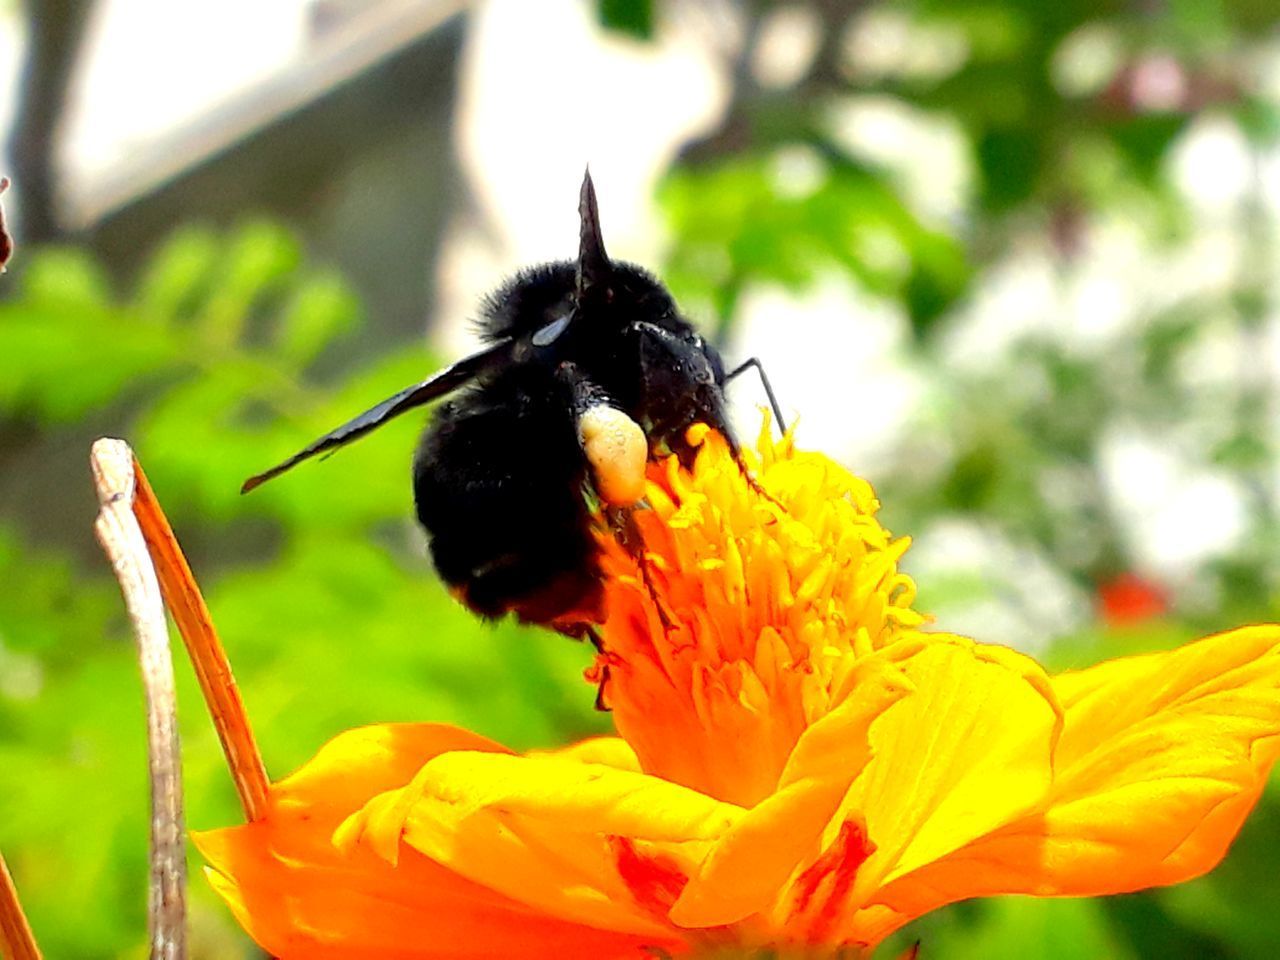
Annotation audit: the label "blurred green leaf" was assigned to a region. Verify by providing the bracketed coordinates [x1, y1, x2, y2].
[596, 0, 653, 40]
[136, 228, 221, 325]
[274, 273, 361, 367]
[20, 247, 113, 308]
[197, 220, 301, 347]
[893, 896, 1138, 960]
[661, 151, 970, 337]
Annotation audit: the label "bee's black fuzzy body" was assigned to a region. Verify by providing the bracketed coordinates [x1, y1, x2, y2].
[413, 358, 598, 624]
[242, 172, 759, 631]
[415, 258, 731, 625]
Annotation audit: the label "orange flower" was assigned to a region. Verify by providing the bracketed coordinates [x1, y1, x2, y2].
[196, 424, 1280, 958]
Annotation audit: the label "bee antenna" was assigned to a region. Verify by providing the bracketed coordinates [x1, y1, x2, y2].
[577, 166, 611, 299]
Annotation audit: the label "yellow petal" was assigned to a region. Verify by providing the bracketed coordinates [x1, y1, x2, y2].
[274, 722, 510, 813]
[337, 752, 747, 938]
[669, 659, 914, 927]
[532, 736, 641, 771]
[863, 625, 1280, 945]
[377, 752, 742, 840]
[844, 636, 1061, 897]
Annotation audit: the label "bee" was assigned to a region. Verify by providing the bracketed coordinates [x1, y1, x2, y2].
[242, 171, 782, 630]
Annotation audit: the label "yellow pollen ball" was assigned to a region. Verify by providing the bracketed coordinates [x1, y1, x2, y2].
[579, 405, 648, 506]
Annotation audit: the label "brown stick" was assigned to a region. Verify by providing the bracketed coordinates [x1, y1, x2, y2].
[0, 177, 13, 273]
[129, 456, 269, 823]
[0, 850, 40, 960]
[91, 439, 185, 960]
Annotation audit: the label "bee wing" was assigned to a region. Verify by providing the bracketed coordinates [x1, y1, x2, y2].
[241, 339, 514, 493]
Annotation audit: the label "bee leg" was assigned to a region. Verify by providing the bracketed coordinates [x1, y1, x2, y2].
[721, 427, 786, 513]
[559, 363, 648, 508]
[581, 625, 613, 712]
[593, 662, 613, 713]
[606, 504, 676, 634]
[583, 624, 605, 652]
[724, 356, 787, 436]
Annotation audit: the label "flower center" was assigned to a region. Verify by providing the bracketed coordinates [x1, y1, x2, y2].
[588, 423, 922, 806]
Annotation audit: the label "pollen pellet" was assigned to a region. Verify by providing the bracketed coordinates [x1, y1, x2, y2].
[579, 405, 648, 506]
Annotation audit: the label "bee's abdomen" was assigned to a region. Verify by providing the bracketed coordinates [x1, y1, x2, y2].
[411, 385, 601, 626]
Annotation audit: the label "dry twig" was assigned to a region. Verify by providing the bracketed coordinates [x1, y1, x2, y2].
[91, 439, 185, 960]
[91, 438, 271, 958]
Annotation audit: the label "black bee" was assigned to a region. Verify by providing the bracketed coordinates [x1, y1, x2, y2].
[243, 171, 782, 630]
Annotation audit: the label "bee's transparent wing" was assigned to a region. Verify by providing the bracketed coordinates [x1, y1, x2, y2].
[241, 339, 513, 493]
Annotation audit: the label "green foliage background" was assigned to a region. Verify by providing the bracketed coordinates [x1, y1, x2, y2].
[1, 0, 1279, 956]
[0, 226, 613, 955]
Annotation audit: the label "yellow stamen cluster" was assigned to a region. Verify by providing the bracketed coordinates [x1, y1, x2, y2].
[592, 422, 923, 807]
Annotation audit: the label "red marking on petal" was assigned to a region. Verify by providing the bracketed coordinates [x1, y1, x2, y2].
[790, 819, 875, 941]
[611, 836, 689, 918]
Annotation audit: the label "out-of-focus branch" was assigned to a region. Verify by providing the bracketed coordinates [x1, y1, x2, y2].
[0, 851, 41, 960]
[91, 439, 186, 960]
[9, 0, 95, 241]
[0, 178, 12, 272]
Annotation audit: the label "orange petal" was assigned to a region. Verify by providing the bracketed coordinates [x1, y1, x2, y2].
[196, 723, 677, 958]
[668, 658, 914, 928]
[864, 625, 1280, 944]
